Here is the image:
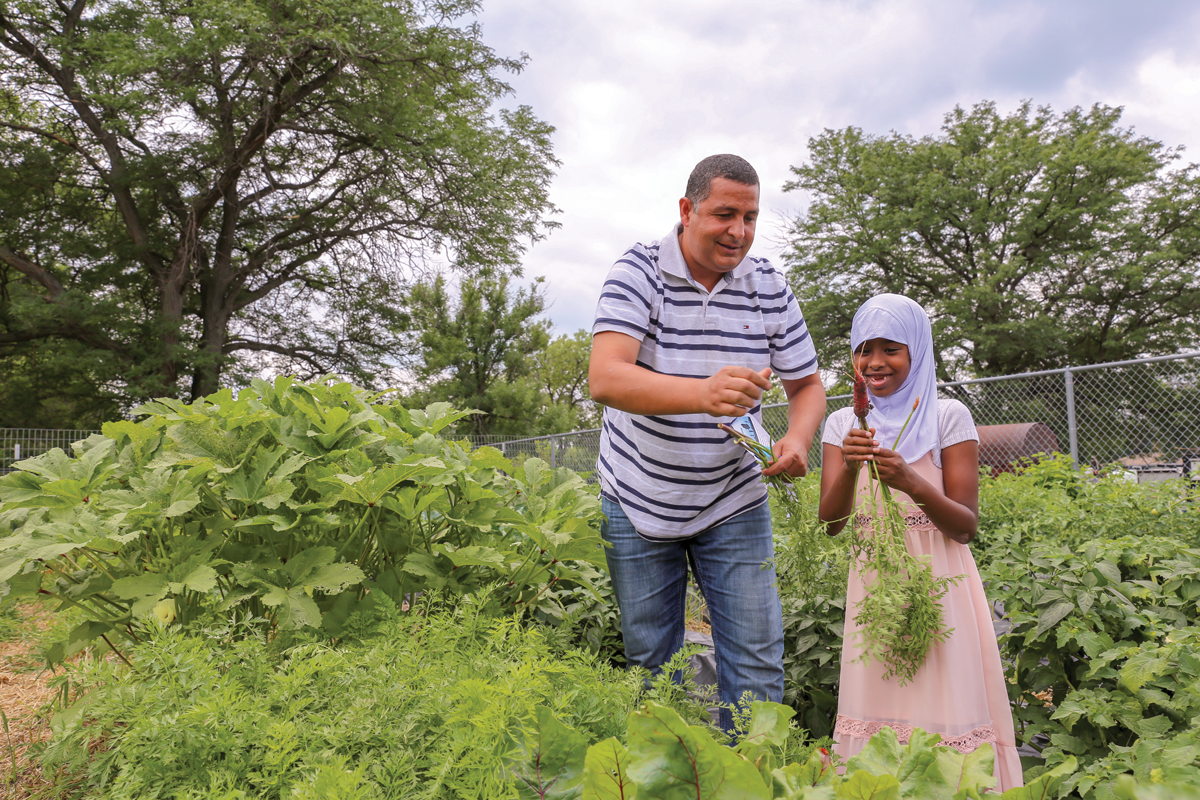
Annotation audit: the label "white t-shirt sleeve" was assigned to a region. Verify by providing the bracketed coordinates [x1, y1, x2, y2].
[933, 399, 978, 468]
[821, 406, 857, 448]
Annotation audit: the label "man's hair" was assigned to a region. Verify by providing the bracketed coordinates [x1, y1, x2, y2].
[684, 154, 759, 206]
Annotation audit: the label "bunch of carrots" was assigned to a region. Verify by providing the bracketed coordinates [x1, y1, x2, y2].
[848, 360, 955, 684]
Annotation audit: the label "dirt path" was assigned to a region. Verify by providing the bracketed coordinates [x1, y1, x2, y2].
[0, 604, 60, 799]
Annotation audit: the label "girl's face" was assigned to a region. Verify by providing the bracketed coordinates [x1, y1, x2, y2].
[854, 337, 911, 398]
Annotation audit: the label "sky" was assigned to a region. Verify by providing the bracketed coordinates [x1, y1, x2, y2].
[471, 0, 1200, 337]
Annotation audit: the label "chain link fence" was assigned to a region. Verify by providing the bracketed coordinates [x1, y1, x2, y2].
[471, 352, 1200, 480]
[466, 430, 603, 478]
[0, 428, 102, 474]
[5, 353, 1199, 479]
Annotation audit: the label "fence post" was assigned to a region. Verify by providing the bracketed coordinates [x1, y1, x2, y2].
[1064, 367, 1079, 465]
[550, 436, 557, 469]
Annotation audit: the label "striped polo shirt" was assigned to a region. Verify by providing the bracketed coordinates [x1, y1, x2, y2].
[593, 225, 819, 540]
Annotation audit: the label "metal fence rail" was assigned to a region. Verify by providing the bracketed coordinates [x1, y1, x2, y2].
[5, 352, 1199, 478]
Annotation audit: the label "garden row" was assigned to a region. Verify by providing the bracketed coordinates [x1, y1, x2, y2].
[1, 379, 1198, 798]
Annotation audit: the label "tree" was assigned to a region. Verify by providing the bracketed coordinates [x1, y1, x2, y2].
[0, 0, 558, 408]
[0, 340, 124, 428]
[532, 329, 599, 430]
[783, 101, 1200, 380]
[402, 272, 551, 436]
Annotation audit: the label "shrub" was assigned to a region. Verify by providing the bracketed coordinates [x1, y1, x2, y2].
[0, 378, 606, 664]
[975, 454, 1200, 567]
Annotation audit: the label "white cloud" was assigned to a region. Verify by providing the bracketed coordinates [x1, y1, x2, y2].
[1066, 49, 1200, 160]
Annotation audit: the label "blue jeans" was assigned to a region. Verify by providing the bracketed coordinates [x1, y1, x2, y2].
[600, 496, 784, 733]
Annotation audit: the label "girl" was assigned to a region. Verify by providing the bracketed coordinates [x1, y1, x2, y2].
[819, 294, 1022, 790]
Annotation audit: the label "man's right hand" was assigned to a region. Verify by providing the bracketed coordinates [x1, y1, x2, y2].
[591, 331, 775, 417]
[698, 366, 773, 417]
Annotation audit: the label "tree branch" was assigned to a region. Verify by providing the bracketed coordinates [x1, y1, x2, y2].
[0, 244, 66, 296]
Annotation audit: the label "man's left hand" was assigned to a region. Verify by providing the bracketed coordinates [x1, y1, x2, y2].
[763, 435, 809, 479]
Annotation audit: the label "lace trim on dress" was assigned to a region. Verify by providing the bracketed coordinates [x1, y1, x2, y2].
[834, 715, 997, 755]
[854, 511, 933, 529]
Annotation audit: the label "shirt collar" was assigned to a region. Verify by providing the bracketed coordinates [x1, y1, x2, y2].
[659, 223, 758, 286]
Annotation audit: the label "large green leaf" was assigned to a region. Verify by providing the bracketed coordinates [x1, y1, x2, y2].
[626, 702, 768, 800]
[772, 749, 838, 799]
[0, 441, 116, 509]
[903, 743, 996, 800]
[260, 585, 323, 629]
[105, 468, 201, 519]
[582, 737, 637, 800]
[332, 461, 440, 507]
[112, 562, 219, 615]
[224, 448, 307, 509]
[384, 483, 447, 521]
[163, 420, 267, 471]
[440, 546, 507, 569]
[280, 547, 364, 593]
[738, 701, 795, 749]
[471, 446, 515, 474]
[836, 772, 899, 800]
[997, 757, 1076, 800]
[1120, 651, 1170, 692]
[845, 726, 903, 777]
[406, 403, 476, 435]
[510, 707, 587, 800]
[1035, 601, 1076, 637]
[231, 547, 365, 629]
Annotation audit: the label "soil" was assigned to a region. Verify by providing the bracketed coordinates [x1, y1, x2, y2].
[0, 603, 60, 799]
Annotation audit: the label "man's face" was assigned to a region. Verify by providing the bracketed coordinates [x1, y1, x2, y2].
[678, 177, 759, 288]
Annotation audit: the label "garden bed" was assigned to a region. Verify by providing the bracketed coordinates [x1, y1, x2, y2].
[2, 382, 1199, 797]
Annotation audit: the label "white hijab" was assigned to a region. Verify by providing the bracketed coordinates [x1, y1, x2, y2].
[850, 294, 939, 464]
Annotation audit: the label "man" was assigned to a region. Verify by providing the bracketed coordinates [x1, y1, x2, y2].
[589, 153, 826, 733]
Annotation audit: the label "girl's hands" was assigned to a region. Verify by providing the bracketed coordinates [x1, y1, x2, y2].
[841, 427, 917, 493]
[839, 427, 876, 471]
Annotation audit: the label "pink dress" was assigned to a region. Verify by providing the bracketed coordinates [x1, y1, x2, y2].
[832, 451, 1023, 792]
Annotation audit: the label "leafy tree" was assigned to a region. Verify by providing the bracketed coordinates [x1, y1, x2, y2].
[0, 340, 123, 428]
[783, 101, 1200, 380]
[533, 329, 599, 430]
[402, 272, 553, 436]
[0, 0, 558, 406]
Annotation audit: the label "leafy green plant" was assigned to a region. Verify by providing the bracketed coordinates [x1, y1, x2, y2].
[1048, 627, 1200, 799]
[510, 700, 1089, 799]
[0, 378, 606, 663]
[976, 454, 1200, 567]
[40, 606, 651, 799]
[779, 582, 845, 741]
[771, 473, 848, 739]
[980, 526, 1200, 797]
